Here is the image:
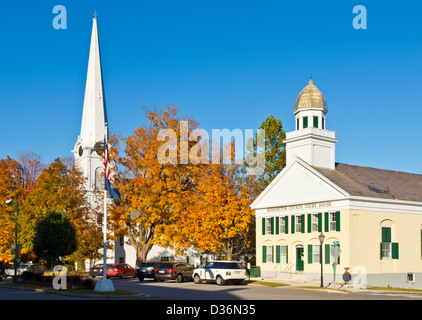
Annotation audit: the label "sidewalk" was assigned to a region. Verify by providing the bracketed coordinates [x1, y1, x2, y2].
[248, 277, 422, 296]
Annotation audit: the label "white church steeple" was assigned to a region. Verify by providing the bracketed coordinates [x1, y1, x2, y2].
[73, 16, 108, 192]
[284, 78, 338, 170]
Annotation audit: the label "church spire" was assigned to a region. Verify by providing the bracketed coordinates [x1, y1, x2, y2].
[79, 16, 108, 149]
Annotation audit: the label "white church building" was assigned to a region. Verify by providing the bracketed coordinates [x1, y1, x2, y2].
[73, 17, 201, 269]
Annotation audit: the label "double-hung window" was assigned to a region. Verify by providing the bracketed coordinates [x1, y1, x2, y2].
[381, 226, 399, 260]
[312, 213, 319, 232]
[279, 217, 286, 234]
[280, 245, 288, 263]
[329, 212, 337, 231]
[296, 215, 302, 233]
[265, 217, 272, 235]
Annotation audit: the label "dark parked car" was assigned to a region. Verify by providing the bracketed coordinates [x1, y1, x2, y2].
[136, 261, 160, 281]
[0, 262, 5, 282]
[89, 263, 136, 279]
[154, 262, 194, 283]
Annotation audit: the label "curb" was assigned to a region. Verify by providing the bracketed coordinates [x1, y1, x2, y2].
[0, 284, 149, 299]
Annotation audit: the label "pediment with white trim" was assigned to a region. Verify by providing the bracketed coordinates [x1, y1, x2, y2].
[251, 158, 349, 210]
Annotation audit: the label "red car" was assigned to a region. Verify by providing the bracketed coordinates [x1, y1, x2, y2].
[89, 263, 136, 279]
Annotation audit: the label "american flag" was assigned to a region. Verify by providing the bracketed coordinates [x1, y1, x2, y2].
[103, 137, 110, 182]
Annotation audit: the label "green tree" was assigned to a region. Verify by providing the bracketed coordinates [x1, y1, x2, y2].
[32, 210, 77, 268]
[243, 115, 286, 198]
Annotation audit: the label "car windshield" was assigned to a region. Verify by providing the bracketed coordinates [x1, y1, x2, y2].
[225, 262, 243, 269]
[205, 262, 243, 269]
[157, 263, 173, 269]
[94, 264, 116, 268]
[138, 263, 153, 268]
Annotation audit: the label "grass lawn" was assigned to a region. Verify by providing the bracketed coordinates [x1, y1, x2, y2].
[245, 280, 290, 287]
[366, 286, 422, 293]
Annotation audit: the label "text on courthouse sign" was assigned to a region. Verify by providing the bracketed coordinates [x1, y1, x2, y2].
[267, 202, 332, 213]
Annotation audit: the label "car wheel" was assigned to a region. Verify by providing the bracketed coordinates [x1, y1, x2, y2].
[138, 276, 144, 281]
[194, 274, 202, 284]
[175, 273, 183, 283]
[216, 275, 225, 286]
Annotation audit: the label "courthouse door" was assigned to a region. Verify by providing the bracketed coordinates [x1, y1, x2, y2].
[295, 245, 304, 271]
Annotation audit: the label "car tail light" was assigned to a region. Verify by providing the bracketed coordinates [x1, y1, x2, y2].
[155, 269, 159, 273]
[226, 271, 231, 276]
[168, 269, 174, 274]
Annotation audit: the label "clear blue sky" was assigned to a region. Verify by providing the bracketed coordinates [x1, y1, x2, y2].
[1, 0, 422, 174]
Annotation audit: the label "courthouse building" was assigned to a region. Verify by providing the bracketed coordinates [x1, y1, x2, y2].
[251, 79, 422, 289]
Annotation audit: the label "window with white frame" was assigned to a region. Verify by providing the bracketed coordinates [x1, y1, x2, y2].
[312, 244, 320, 264]
[329, 212, 337, 231]
[312, 213, 319, 232]
[296, 215, 302, 233]
[266, 245, 273, 263]
[279, 217, 286, 234]
[280, 245, 288, 263]
[265, 217, 272, 235]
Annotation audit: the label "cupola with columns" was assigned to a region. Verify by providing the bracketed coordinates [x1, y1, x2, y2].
[284, 78, 338, 169]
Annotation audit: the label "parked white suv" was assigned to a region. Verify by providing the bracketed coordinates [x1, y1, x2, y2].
[193, 261, 246, 285]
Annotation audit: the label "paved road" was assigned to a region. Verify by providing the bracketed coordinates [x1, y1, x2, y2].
[112, 278, 422, 300]
[2, 277, 422, 301]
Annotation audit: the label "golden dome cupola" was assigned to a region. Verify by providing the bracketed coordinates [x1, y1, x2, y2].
[294, 78, 328, 130]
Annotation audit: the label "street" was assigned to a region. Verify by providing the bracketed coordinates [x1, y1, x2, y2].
[2, 277, 422, 301]
[112, 278, 422, 300]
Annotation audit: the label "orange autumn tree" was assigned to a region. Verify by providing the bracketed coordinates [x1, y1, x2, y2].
[20, 157, 100, 266]
[0, 157, 26, 264]
[182, 142, 255, 260]
[110, 106, 203, 263]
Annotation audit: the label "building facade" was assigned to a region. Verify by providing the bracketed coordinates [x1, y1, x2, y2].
[252, 79, 422, 289]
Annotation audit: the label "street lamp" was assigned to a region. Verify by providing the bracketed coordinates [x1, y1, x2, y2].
[5, 199, 19, 283]
[319, 232, 325, 288]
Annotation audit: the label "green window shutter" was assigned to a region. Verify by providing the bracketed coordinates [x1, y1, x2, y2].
[392, 243, 399, 260]
[336, 211, 341, 232]
[318, 213, 322, 232]
[301, 214, 305, 233]
[276, 246, 281, 263]
[297, 118, 299, 130]
[308, 245, 313, 264]
[325, 244, 330, 264]
[324, 212, 329, 232]
[262, 246, 267, 263]
[270, 217, 274, 235]
[381, 227, 391, 242]
[303, 117, 308, 129]
[380, 242, 383, 260]
[286, 246, 289, 263]
[307, 214, 312, 233]
[285, 217, 289, 234]
[337, 244, 341, 265]
[262, 218, 266, 235]
[275, 217, 279, 235]
[322, 117, 325, 129]
[291, 215, 295, 234]
[313, 116, 318, 128]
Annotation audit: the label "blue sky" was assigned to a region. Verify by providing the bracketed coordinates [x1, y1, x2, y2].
[1, 0, 422, 174]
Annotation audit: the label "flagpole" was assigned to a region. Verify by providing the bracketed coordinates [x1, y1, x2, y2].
[94, 127, 115, 292]
[102, 188, 107, 281]
[103, 125, 108, 281]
